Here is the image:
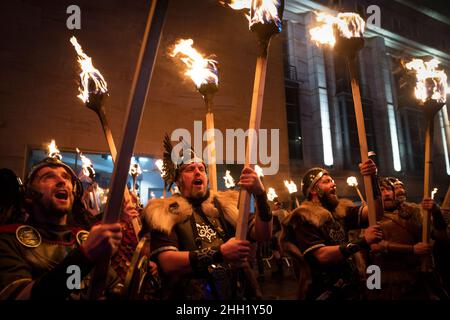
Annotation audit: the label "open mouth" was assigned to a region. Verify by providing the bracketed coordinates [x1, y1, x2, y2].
[193, 179, 203, 186]
[54, 190, 69, 200]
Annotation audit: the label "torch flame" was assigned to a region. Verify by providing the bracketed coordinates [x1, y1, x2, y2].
[267, 187, 278, 201]
[284, 180, 298, 194]
[155, 159, 166, 177]
[347, 176, 358, 187]
[48, 140, 62, 160]
[404, 58, 447, 104]
[76, 148, 95, 178]
[431, 187, 438, 199]
[70, 36, 108, 103]
[150, 191, 156, 199]
[225, 0, 282, 31]
[129, 162, 142, 177]
[309, 12, 365, 47]
[223, 170, 236, 188]
[254, 165, 264, 178]
[170, 39, 218, 89]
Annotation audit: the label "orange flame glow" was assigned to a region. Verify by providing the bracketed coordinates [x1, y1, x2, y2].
[48, 140, 61, 160]
[267, 187, 278, 201]
[309, 12, 365, 47]
[76, 148, 95, 178]
[431, 187, 438, 199]
[254, 165, 264, 178]
[171, 39, 218, 89]
[226, 0, 282, 31]
[129, 162, 142, 177]
[346, 176, 358, 187]
[70, 36, 108, 103]
[223, 170, 236, 188]
[284, 180, 298, 194]
[405, 58, 447, 104]
[155, 159, 165, 177]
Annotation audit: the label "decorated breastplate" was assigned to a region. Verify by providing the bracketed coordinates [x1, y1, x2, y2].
[16, 225, 89, 275]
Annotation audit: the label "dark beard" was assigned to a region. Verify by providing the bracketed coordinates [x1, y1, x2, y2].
[187, 189, 210, 208]
[384, 199, 400, 212]
[318, 190, 339, 212]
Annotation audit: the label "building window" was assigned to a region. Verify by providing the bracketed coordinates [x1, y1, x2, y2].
[285, 80, 303, 162]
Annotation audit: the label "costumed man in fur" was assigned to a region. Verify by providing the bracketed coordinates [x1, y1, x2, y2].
[369, 178, 448, 300]
[282, 160, 383, 300]
[0, 157, 127, 299]
[143, 135, 272, 300]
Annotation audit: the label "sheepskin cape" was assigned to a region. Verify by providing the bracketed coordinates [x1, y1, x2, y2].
[143, 190, 240, 235]
[289, 198, 354, 227]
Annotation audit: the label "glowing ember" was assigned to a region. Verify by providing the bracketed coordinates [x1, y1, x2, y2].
[267, 187, 278, 201]
[48, 140, 62, 160]
[223, 170, 236, 188]
[70, 36, 108, 103]
[431, 187, 438, 199]
[309, 12, 365, 47]
[155, 159, 165, 177]
[347, 176, 358, 187]
[129, 162, 142, 177]
[255, 165, 264, 177]
[76, 148, 95, 178]
[284, 180, 298, 194]
[170, 39, 218, 89]
[225, 0, 282, 31]
[405, 58, 447, 104]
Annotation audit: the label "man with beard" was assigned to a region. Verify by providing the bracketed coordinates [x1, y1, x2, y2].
[369, 178, 448, 299]
[282, 160, 383, 300]
[0, 157, 127, 299]
[144, 138, 272, 300]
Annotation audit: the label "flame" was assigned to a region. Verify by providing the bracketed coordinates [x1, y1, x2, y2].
[155, 159, 165, 177]
[150, 191, 156, 199]
[70, 36, 108, 103]
[284, 180, 298, 194]
[347, 176, 358, 187]
[97, 186, 108, 206]
[254, 165, 264, 177]
[47, 140, 62, 160]
[223, 170, 236, 188]
[170, 39, 218, 89]
[267, 187, 278, 201]
[404, 58, 447, 104]
[173, 186, 180, 194]
[76, 148, 95, 177]
[129, 162, 142, 177]
[431, 187, 438, 199]
[226, 0, 282, 31]
[309, 12, 365, 47]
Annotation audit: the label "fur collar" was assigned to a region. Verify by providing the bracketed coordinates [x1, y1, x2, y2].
[143, 190, 239, 235]
[290, 198, 354, 228]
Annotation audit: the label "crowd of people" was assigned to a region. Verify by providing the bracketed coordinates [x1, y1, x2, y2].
[0, 139, 449, 301]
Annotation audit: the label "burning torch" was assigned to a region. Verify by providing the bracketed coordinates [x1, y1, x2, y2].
[47, 140, 62, 160]
[309, 11, 378, 226]
[284, 179, 300, 210]
[223, 170, 236, 189]
[170, 39, 219, 193]
[267, 187, 278, 202]
[403, 57, 447, 271]
[87, 0, 169, 299]
[347, 176, 367, 206]
[225, 0, 284, 240]
[76, 148, 102, 213]
[129, 162, 142, 197]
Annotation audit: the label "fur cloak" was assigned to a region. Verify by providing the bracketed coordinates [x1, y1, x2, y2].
[143, 190, 239, 235]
